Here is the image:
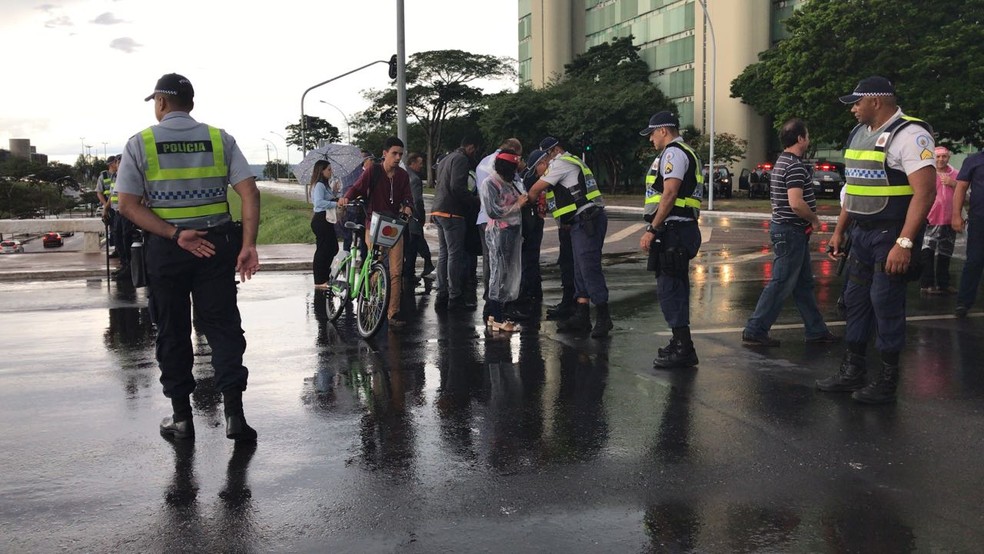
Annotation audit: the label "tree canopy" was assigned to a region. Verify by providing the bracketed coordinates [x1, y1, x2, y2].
[481, 36, 675, 191]
[354, 49, 514, 183]
[285, 116, 341, 152]
[730, 0, 984, 150]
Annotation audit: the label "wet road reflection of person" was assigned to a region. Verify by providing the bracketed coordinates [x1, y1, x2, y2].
[156, 440, 258, 551]
[649, 369, 696, 464]
[549, 340, 610, 462]
[355, 332, 424, 476]
[104, 306, 156, 401]
[436, 312, 486, 462]
[483, 333, 546, 471]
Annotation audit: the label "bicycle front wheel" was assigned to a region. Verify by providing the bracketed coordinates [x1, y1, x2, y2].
[326, 258, 351, 322]
[356, 262, 389, 339]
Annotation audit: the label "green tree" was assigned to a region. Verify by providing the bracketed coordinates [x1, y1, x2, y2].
[285, 116, 341, 152]
[681, 127, 749, 166]
[731, 0, 984, 149]
[480, 36, 673, 192]
[355, 49, 514, 184]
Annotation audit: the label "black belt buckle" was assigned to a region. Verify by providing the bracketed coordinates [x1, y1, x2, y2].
[577, 205, 599, 223]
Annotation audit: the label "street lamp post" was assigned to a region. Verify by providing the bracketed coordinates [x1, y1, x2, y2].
[79, 137, 86, 160]
[101, 142, 108, 159]
[269, 131, 289, 180]
[696, 0, 716, 211]
[299, 58, 396, 158]
[318, 100, 351, 144]
[261, 138, 280, 181]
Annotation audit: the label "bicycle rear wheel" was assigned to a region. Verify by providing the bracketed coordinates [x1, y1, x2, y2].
[356, 262, 389, 339]
[326, 258, 351, 322]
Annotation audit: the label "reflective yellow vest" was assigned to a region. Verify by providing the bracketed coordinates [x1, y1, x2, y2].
[545, 155, 602, 222]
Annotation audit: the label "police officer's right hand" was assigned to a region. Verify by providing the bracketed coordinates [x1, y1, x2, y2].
[952, 213, 966, 233]
[827, 231, 845, 261]
[176, 229, 215, 258]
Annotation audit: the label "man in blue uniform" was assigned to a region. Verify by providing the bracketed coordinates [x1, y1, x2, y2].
[638, 111, 703, 368]
[818, 76, 936, 404]
[527, 137, 612, 338]
[117, 73, 261, 440]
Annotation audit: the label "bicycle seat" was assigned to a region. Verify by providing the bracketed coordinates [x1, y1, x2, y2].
[344, 221, 364, 231]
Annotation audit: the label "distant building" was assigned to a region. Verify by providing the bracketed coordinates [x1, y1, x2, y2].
[6, 139, 47, 165]
[518, 0, 809, 172]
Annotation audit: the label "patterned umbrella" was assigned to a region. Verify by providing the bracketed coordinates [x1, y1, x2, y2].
[293, 143, 366, 189]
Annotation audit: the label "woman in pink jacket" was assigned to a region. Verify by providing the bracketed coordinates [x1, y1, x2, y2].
[920, 146, 959, 294]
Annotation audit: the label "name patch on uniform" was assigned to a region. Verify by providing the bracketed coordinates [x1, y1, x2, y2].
[875, 132, 890, 148]
[158, 141, 213, 154]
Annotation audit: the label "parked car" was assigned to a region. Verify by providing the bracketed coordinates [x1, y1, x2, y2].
[702, 165, 733, 199]
[738, 162, 773, 199]
[810, 161, 845, 198]
[0, 240, 25, 254]
[42, 232, 64, 248]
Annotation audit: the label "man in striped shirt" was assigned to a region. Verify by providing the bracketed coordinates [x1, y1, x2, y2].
[742, 118, 837, 347]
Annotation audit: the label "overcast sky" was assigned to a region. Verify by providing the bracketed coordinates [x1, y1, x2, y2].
[0, 0, 518, 166]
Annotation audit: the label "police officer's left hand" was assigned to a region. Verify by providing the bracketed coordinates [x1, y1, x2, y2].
[236, 246, 260, 282]
[885, 245, 910, 275]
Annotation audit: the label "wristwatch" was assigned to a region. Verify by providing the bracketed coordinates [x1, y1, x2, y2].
[645, 225, 658, 234]
[896, 237, 913, 249]
[171, 226, 186, 242]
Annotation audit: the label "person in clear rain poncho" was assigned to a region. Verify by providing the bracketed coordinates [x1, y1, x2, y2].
[480, 149, 529, 332]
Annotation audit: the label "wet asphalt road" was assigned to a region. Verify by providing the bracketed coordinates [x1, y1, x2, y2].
[2, 214, 984, 552]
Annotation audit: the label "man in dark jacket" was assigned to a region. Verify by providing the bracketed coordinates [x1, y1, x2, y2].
[403, 151, 434, 282]
[432, 135, 481, 309]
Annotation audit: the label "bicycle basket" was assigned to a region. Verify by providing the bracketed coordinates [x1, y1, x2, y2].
[368, 212, 406, 248]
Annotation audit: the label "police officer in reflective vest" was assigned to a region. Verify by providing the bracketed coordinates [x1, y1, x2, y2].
[638, 111, 704, 368]
[97, 156, 119, 256]
[528, 136, 612, 338]
[116, 73, 261, 441]
[818, 76, 936, 404]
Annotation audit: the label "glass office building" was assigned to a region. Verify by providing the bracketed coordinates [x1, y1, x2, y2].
[519, 0, 808, 169]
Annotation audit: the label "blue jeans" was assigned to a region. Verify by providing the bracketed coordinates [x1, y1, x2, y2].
[957, 216, 984, 309]
[745, 222, 829, 339]
[434, 215, 466, 299]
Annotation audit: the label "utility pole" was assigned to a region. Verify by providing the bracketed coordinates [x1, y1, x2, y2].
[396, 0, 408, 146]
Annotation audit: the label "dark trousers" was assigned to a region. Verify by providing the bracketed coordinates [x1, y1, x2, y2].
[403, 232, 422, 278]
[657, 223, 702, 328]
[558, 224, 575, 302]
[520, 216, 545, 300]
[957, 217, 984, 308]
[570, 209, 609, 304]
[114, 212, 136, 266]
[844, 221, 908, 353]
[146, 224, 248, 398]
[312, 212, 339, 284]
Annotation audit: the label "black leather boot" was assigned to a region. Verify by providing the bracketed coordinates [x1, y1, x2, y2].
[852, 361, 900, 404]
[652, 339, 698, 369]
[816, 351, 867, 392]
[556, 303, 591, 333]
[590, 303, 613, 338]
[546, 298, 576, 320]
[160, 396, 194, 440]
[223, 391, 257, 442]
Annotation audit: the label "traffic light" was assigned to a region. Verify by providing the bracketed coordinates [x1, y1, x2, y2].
[584, 132, 594, 152]
[388, 54, 398, 79]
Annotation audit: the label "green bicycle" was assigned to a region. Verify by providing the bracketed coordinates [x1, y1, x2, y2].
[325, 201, 404, 339]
